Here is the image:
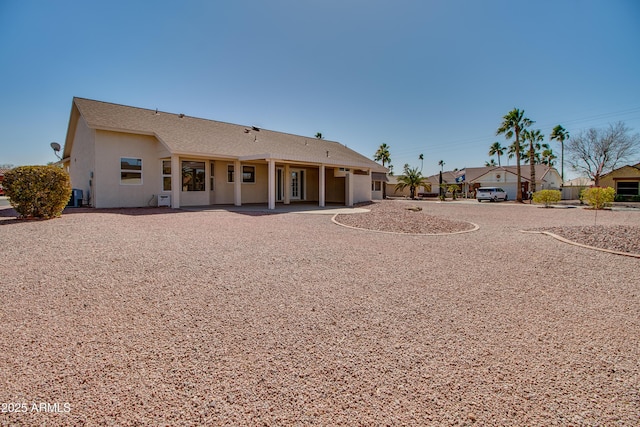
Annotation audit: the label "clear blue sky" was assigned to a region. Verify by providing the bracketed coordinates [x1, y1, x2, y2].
[1, 0, 639, 179]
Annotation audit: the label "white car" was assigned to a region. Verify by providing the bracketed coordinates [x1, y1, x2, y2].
[477, 187, 508, 202]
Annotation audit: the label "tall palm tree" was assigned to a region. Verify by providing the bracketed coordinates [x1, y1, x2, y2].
[315, 132, 324, 139]
[419, 154, 424, 172]
[485, 159, 497, 167]
[438, 160, 445, 171]
[550, 125, 569, 184]
[373, 143, 391, 168]
[488, 142, 505, 167]
[541, 146, 557, 166]
[395, 166, 431, 199]
[497, 108, 534, 202]
[521, 129, 544, 192]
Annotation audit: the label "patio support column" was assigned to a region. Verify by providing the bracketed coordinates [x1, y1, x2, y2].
[234, 160, 242, 206]
[319, 164, 325, 207]
[267, 159, 276, 210]
[345, 172, 354, 207]
[171, 155, 180, 209]
[284, 164, 290, 205]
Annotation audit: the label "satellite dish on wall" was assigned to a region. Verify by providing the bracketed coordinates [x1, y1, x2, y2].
[50, 142, 62, 160]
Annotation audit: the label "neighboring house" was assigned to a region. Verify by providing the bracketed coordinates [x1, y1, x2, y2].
[62, 98, 387, 209]
[424, 165, 562, 200]
[562, 177, 593, 200]
[384, 175, 411, 198]
[599, 162, 640, 200]
[425, 170, 465, 197]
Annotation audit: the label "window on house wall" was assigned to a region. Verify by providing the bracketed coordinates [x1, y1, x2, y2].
[162, 160, 171, 191]
[121, 158, 142, 185]
[372, 181, 382, 191]
[210, 162, 215, 191]
[182, 161, 205, 191]
[243, 165, 255, 183]
[617, 181, 639, 195]
[227, 164, 234, 183]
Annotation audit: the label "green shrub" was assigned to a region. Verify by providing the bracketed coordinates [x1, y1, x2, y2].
[3, 165, 72, 219]
[582, 186, 615, 210]
[532, 189, 561, 207]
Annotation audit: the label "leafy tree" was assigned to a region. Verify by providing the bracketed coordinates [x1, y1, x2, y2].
[373, 143, 391, 168]
[566, 122, 640, 186]
[497, 108, 534, 202]
[488, 142, 505, 167]
[395, 166, 431, 199]
[522, 129, 544, 192]
[550, 125, 569, 183]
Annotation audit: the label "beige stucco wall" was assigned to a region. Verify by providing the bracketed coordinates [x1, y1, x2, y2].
[600, 166, 640, 193]
[94, 130, 161, 208]
[353, 174, 371, 204]
[325, 168, 345, 203]
[68, 117, 96, 206]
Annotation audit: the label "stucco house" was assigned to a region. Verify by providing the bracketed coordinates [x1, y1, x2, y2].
[423, 166, 562, 200]
[62, 98, 387, 209]
[599, 162, 640, 200]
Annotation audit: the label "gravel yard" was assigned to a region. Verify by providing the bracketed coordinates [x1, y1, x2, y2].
[1, 200, 639, 425]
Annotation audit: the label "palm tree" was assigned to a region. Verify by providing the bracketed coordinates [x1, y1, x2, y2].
[373, 143, 391, 168]
[521, 129, 544, 192]
[488, 142, 505, 167]
[541, 146, 557, 166]
[497, 108, 534, 202]
[395, 166, 431, 199]
[485, 159, 497, 167]
[438, 160, 445, 171]
[315, 132, 324, 139]
[550, 125, 569, 183]
[419, 154, 424, 172]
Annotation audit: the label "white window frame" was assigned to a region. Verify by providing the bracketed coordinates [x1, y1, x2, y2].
[242, 165, 256, 184]
[161, 160, 171, 192]
[120, 157, 143, 185]
[227, 164, 234, 183]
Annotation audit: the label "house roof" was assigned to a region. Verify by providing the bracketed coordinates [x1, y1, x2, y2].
[564, 177, 593, 186]
[464, 165, 558, 183]
[600, 162, 640, 178]
[64, 97, 386, 172]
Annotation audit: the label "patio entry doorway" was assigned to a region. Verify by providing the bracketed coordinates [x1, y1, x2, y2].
[290, 169, 305, 200]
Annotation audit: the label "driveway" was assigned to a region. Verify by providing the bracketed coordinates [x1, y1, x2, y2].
[0, 201, 638, 425]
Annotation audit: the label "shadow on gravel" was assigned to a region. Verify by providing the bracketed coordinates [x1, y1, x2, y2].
[0, 206, 189, 225]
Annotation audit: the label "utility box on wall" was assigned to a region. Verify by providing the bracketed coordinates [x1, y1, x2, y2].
[67, 189, 83, 207]
[157, 194, 171, 207]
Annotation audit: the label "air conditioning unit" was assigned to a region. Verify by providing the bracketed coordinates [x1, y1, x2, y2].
[157, 194, 171, 207]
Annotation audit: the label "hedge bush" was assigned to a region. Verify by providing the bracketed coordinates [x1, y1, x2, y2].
[532, 189, 561, 207]
[581, 186, 615, 210]
[3, 165, 72, 219]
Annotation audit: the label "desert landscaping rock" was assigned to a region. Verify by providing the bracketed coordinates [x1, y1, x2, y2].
[1, 200, 638, 425]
